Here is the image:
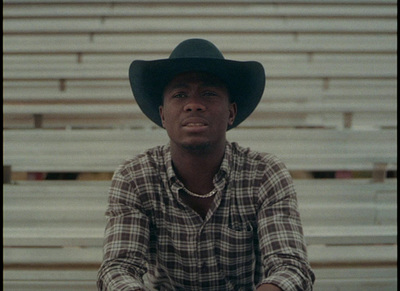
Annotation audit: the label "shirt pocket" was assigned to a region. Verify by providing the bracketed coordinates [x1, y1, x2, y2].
[222, 223, 254, 262]
[215, 224, 255, 287]
[228, 221, 254, 232]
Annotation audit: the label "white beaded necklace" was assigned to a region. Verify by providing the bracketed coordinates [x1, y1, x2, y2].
[182, 186, 217, 198]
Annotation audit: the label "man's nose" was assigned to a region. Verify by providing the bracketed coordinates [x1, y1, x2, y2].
[183, 98, 206, 112]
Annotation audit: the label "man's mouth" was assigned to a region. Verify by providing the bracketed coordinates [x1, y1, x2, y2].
[181, 118, 209, 133]
[185, 122, 207, 127]
[182, 117, 209, 127]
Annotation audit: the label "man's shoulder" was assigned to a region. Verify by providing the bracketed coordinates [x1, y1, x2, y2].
[116, 144, 169, 177]
[230, 142, 281, 165]
[229, 142, 289, 178]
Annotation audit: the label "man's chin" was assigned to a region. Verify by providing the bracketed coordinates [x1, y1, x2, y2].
[181, 141, 211, 153]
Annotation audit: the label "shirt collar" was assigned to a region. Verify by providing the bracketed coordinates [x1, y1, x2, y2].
[215, 141, 232, 183]
[165, 142, 232, 187]
[164, 144, 176, 184]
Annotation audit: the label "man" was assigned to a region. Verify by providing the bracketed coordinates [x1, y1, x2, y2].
[97, 39, 315, 290]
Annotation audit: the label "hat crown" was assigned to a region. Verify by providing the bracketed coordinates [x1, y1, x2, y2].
[169, 38, 225, 59]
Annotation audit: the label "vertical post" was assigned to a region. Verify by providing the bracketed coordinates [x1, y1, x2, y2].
[343, 112, 353, 129]
[3, 165, 12, 184]
[372, 163, 387, 183]
[34, 114, 43, 129]
[59, 79, 66, 91]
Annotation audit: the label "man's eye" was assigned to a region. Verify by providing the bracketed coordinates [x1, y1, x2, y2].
[203, 91, 217, 97]
[173, 93, 187, 98]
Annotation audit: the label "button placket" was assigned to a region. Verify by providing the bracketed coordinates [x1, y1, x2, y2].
[200, 261, 208, 273]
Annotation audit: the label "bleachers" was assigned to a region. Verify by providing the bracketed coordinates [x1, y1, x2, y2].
[3, 180, 397, 290]
[2, 128, 397, 172]
[3, 0, 397, 290]
[3, 1, 397, 130]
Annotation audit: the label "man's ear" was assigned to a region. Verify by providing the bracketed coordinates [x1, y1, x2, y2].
[228, 102, 237, 126]
[159, 105, 166, 128]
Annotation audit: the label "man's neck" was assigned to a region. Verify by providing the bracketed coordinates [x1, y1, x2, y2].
[170, 141, 226, 194]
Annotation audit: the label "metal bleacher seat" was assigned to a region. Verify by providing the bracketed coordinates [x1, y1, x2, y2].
[3, 179, 397, 290]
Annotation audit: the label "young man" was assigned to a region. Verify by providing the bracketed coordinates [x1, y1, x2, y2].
[97, 39, 315, 290]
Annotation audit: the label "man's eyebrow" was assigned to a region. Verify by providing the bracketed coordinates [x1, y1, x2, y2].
[200, 81, 226, 88]
[164, 83, 189, 92]
[165, 81, 224, 91]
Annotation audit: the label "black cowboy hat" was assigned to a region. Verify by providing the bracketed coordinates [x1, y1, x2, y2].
[129, 38, 265, 130]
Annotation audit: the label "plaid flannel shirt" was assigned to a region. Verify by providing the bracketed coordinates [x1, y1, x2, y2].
[97, 142, 315, 290]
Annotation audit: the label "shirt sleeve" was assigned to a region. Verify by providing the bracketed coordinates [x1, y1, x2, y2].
[97, 169, 151, 291]
[256, 155, 315, 291]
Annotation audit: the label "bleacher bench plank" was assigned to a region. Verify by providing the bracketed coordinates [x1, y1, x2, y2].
[3, 34, 397, 54]
[3, 179, 397, 247]
[3, 107, 396, 130]
[2, 75, 397, 101]
[3, 64, 396, 81]
[3, 129, 397, 172]
[3, 245, 397, 267]
[3, 53, 397, 70]
[3, 225, 397, 248]
[2, 101, 396, 115]
[4, 202, 396, 229]
[3, 17, 397, 34]
[3, 2, 397, 18]
[3, 61, 397, 80]
[4, 179, 396, 204]
[313, 268, 397, 291]
[3, 282, 97, 291]
[2, 86, 396, 103]
[2, 0, 397, 3]
[3, 267, 397, 291]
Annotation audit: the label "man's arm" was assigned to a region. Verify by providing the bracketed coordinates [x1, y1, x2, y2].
[97, 171, 150, 290]
[256, 283, 282, 291]
[256, 155, 315, 290]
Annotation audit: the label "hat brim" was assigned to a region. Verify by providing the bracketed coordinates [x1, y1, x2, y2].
[129, 57, 265, 130]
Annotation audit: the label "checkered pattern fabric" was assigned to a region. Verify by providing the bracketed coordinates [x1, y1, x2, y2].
[97, 142, 315, 290]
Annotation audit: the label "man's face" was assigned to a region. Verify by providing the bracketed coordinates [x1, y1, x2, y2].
[159, 72, 237, 152]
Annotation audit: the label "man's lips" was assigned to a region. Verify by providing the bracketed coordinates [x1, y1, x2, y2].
[186, 123, 206, 127]
[182, 117, 209, 127]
